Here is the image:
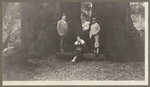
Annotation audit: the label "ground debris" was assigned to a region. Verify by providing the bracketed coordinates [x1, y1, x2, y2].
[3, 55, 145, 81]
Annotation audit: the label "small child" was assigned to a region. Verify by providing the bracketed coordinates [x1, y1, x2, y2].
[71, 36, 85, 63]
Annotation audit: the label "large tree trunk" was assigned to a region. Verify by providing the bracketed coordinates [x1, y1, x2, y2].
[92, 2, 144, 62]
[21, 3, 61, 57]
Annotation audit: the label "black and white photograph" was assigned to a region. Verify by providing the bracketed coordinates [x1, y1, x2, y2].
[2, 1, 149, 86]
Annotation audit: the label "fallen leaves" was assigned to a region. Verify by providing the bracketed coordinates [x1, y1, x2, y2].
[3, 55, 145, 81]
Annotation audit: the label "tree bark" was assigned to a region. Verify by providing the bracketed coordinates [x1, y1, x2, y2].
[20, 2, 82, 56]
[21, 3, 61, 57]
[92, 2, 144, 62]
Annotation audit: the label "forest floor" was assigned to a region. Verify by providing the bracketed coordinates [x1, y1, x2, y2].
[3, 55, 144, 81]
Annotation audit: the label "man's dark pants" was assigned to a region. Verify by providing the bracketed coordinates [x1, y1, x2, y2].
[60, 35, 67, 51]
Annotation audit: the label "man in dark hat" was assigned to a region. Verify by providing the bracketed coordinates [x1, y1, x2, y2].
[57, 14, 68, 52]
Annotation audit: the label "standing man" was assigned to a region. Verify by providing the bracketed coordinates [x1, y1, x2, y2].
[89, 18, 100, 53]
[57, 14, 68, 52]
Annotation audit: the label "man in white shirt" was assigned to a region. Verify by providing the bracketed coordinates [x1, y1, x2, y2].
[89, 18, 100, 53]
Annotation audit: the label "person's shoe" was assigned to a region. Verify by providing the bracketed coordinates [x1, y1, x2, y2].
[60, 49, 64, 53]
[71, 59, 76, 63]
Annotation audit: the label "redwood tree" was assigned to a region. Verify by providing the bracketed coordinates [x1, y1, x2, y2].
[21, 3, 61, 57]
[92, 2, 144, 62]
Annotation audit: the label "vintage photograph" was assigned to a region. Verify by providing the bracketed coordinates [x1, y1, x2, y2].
[2, 1, 148, 85]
